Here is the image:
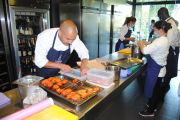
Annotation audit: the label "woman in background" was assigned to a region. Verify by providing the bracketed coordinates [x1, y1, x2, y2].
[138, 20, 171, 117]
[115, 16, 136, 52]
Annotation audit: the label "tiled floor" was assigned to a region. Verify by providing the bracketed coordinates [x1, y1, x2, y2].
[96, 70, 180, 120]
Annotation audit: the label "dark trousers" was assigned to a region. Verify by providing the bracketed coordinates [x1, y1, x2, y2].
[148, 77, 163, 113]
[159, 46, 174, 101]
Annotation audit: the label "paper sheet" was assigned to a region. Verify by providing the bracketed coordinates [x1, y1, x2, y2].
[77, 59, 107, 70]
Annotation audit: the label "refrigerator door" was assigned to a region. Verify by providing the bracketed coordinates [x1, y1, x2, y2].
[8, 6, 50, 77]
[82, 11, 99, 60]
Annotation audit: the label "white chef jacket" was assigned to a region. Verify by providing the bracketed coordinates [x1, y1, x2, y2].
[118, 24, 130, 41]
[143, 36, 169, 77]
[166, 17, 180, 49]
[148, 24, 153, 33]
[35, 28, 89, 68]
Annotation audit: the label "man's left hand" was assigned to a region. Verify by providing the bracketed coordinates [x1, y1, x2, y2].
[80, 64, 89, 76]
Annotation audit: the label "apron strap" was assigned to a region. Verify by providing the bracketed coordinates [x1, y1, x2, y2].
[52, 30, 59, 48]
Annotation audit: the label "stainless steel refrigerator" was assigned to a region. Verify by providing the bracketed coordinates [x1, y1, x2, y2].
[5, 0, 50, 77]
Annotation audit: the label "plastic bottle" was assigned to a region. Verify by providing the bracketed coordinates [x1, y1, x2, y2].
[18, 69, 22, 79]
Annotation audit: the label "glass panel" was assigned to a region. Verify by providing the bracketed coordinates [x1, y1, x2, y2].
[99, 14, 111, 58]
[135, 5, 165, 40]
[82, 13, 98, 60]
[112, 4, 132, 52]
[15, 11, 48, 76]
[166, 4, 180, 29]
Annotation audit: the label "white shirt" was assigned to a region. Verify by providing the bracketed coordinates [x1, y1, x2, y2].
[118, 24, 130, 41]
[148, 24, 153, 33]
[143, 36, 169, 77]
[35, 28, 89, 68]
[166, 17, 180, 49]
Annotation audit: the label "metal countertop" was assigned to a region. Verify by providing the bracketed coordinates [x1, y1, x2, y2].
[0, 52, 147, 120]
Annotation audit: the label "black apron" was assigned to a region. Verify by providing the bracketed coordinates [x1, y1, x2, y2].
[115, 25, 132, 52]
[36, 30, 71, 78]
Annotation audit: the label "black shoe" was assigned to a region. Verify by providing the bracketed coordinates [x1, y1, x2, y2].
[139, 110, 154, 117]
[146, 102, 157, 112]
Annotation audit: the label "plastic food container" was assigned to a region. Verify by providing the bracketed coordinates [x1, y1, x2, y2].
[87, 68, 114, 86]
[60, 68, 87, 81]
[13, 75, 44, 100]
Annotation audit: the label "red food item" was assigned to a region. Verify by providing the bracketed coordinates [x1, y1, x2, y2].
[48, 77, 54, 81]
[55, 78, 61, 83]
[66, 89, 72, 94]
[52, 85, 59, 90]
[66, 92, 76, 99]
[93, 87, 99, 92]
[87, 89, 93, 95]
[51, 79, 56, 83]
[45, 80, 51, 86]
[62, 80, 68, 84]
[56, 88, 63, 94]
[72, 78, 78, 83]
[81, 92, 88, 98]
[77, 90, 86, 95]
[47, 82, 53, 88]
[41, 80, 47, 85]
[57, 81, 62, 86]
[71, 94, 80, 101]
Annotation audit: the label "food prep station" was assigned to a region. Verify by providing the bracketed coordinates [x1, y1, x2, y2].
[0, 53, 147, 120]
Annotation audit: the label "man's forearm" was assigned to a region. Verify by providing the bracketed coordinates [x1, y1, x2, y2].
[43, 61, 62, 69]
[81, 58, 88, 67]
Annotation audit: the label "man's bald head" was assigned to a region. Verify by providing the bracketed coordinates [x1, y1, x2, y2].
[58, 20, 78, 46]
[158, 7, 170, 20]
[59, 20, 77, 34]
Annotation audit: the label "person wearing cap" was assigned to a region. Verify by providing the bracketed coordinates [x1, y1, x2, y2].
[35, 20, 89, 78]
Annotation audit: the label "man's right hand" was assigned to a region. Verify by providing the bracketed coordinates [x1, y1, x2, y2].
[59, 64, 73, 73]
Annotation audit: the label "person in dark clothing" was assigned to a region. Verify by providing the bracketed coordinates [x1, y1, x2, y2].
[149, 20, 155, 39]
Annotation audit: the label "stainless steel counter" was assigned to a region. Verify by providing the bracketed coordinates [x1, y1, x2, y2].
[0, 52, 147, 120]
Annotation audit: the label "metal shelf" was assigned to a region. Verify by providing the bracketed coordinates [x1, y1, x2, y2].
[0, 82, 9, 87]
[0, 62, 6, 65]
[0, 72, 8, 76]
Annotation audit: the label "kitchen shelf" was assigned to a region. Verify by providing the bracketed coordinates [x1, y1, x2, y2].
[20, 55, 34, 58]
[0, 62, 6, 65]
[0, 51, 4, 54]
[17, 35, 37, 37]
[0, 82, 9, 87]
[0, 72, 7, 76]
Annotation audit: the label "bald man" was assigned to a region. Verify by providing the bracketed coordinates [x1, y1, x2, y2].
[35, 20, 89, 78]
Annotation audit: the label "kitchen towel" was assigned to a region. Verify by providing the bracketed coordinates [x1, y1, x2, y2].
[1, 98, 54, 120]
[0, 92, 10, 106]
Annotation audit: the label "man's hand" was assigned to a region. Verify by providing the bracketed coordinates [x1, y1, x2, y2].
[59, 64, 73, 73]
[80, 58, 89, 76]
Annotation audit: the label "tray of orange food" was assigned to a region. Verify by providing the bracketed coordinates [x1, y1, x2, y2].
[39, 75, 104, 106]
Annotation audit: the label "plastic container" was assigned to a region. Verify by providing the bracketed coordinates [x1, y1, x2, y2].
[87, 68, 114, 86]
[60, 68, 87, 81]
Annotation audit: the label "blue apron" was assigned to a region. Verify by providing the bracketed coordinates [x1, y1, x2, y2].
[115, 24, 132, 52]
[36, 30, 71, 78]
[144, 55, 163, 98]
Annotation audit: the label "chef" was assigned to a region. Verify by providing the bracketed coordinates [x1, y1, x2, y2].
[157, 7, 180, 100]
[115, 16, 136, 51]
[34, 20, 89, 78]
[138, 20, 171, 116]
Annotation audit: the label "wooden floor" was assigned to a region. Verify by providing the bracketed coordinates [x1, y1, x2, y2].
[96, 64, 180, 120]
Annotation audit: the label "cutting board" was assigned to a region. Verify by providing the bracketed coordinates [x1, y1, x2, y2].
[77, 60, 106, 70]
[24, 105, 78, 120]
[118, 48, 131, 55]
